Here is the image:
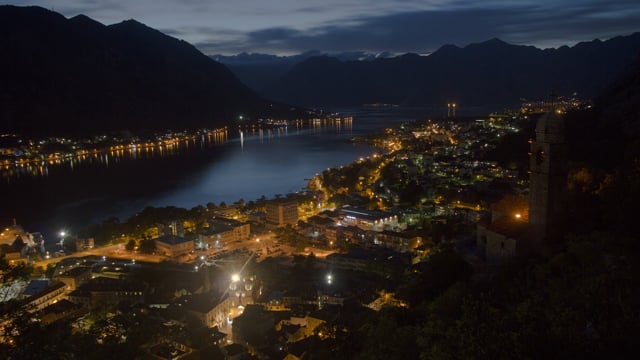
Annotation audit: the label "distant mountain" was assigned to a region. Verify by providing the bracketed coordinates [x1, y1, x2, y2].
[0, 6, 296, 136]
[213, 51, 395, 92]
[261, 34, 640, 108]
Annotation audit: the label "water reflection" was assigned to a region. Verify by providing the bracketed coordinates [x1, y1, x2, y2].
[1, 129, 230, 181]
[1, 117, 353, 181]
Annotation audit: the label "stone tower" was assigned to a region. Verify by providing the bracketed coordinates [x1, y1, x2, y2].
[529, 111, 567, 251]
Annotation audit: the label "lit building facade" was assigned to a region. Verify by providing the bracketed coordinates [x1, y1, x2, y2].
[199, 219, 250, 249]
[339, 207, 398, 231]
[154, 235, 194, 259]
[265, 198, 299, 227]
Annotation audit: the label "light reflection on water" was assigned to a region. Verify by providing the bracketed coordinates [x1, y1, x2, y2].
[1, 128, 229, 181]
[0, 115, 366, 234]
[1, 117, 355, 181]
[1, 106, 492, 238]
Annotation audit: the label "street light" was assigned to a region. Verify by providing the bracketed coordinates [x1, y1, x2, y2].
[58, 230, 67, 248]
[326, 274, 333, 285]
[231, 273, 240, 283]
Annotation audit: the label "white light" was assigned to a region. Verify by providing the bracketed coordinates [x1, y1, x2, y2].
[231, 274, 240, 283]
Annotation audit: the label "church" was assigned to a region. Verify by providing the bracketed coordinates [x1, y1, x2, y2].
[477, 110, 567, 262]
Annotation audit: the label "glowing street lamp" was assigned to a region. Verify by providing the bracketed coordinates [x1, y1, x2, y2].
[58, 230, 67, 248]
[231, 273, 240, 283]
[326, 274, 333, 285]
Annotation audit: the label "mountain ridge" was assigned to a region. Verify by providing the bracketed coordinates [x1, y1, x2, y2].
[256, 32, 640, 107]
[0, 5, 295, 136]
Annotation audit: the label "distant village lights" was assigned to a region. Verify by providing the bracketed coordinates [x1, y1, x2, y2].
[447, 102, 457, 117]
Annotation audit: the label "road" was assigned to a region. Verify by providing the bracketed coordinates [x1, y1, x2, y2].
[33, 231, 336, 269]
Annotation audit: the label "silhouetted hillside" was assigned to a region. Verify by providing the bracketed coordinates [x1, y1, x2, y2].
[0, 6, 295, 136]
[213, 50, 395, 92]
[264, 34, 640, 108]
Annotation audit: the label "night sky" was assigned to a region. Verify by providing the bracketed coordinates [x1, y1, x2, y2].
[8, 0, 640, 55]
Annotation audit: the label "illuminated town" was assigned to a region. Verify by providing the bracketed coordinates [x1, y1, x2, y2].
[1, 2, 639, 358]
[3, 96, 626, 358]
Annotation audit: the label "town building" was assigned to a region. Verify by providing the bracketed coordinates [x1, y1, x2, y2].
[370, 230, 422, 252]
[157, 221, 185, 237]
[198, 218, 250, 249]
[266, 198, 299, 227]
[55, 266, 92, 291]
[182, 292, 238, 329]
[40, 299, 87, 325]
[338, 206, 398, 231]
[154, 235, 194, 260]
[23, 281, 66, 312]
[69, 277, 147, 308]
[21, 279, 50, 299]
[75, 238, 94, 251]
[477, 111, 567, 262]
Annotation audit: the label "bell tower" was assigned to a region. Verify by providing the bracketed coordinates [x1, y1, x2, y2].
[529, 111, 567, 250]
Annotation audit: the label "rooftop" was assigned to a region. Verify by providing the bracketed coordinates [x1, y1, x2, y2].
[155, 235, 192, 246]
[58, 266, 91, 278]
[22, 279, 49, 296]
[340, 206, 396, 221]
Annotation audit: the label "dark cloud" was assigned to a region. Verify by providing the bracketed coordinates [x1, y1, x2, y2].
[197, 2, 640, 55]
[10, 0, 640, 55]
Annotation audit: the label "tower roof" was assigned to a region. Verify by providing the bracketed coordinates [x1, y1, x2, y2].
[535, 111, 565, 143]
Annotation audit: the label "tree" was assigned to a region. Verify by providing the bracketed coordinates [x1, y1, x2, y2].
[396, 249, 472, 307]
[357, 308, 419, 360]
[0, 254, 31, 302]
[125, 239, 136, 252]
[138, 238, 156, 254]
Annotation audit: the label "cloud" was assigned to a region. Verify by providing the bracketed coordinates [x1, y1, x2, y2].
[8, 0, 640, 54]
[196, 1, 640, 54]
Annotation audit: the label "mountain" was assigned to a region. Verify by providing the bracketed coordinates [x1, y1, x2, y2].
[213, 51, 395, 92]
[262, 34, 640, 108]
[0, 6, 296, 136]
